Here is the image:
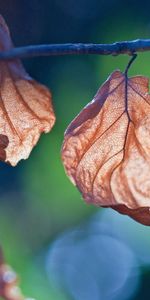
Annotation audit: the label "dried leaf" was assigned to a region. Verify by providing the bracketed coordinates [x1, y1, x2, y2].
[62, 70, 150, 226]
[0, 247, 34, 300]
[0, 15, 55, 166]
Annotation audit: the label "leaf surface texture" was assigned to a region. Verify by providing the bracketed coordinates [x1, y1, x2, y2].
[0, 15, 55, 165]
[62, 70, 150, 225]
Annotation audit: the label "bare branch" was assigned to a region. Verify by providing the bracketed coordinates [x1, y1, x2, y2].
[0, 39, 150, 60]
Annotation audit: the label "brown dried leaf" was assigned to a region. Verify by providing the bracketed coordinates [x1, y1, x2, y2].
[0, 15, 55, 166]
[62, 70, 150, 226]
[0, 247, 34, 300]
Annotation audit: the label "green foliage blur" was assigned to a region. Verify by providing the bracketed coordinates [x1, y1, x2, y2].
[0, 1, 150, 299]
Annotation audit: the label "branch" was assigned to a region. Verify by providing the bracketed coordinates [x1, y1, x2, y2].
[0, 39, 150, 60]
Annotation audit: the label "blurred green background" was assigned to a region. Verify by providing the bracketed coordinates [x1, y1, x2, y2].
[0, 1, 150, 299]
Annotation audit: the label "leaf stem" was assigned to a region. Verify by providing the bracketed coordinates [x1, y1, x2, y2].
[124, 53, 137, 76]
[124, 54, 137, 123]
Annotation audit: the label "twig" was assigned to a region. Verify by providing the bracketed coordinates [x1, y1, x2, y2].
[0, 39, 150, 60]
